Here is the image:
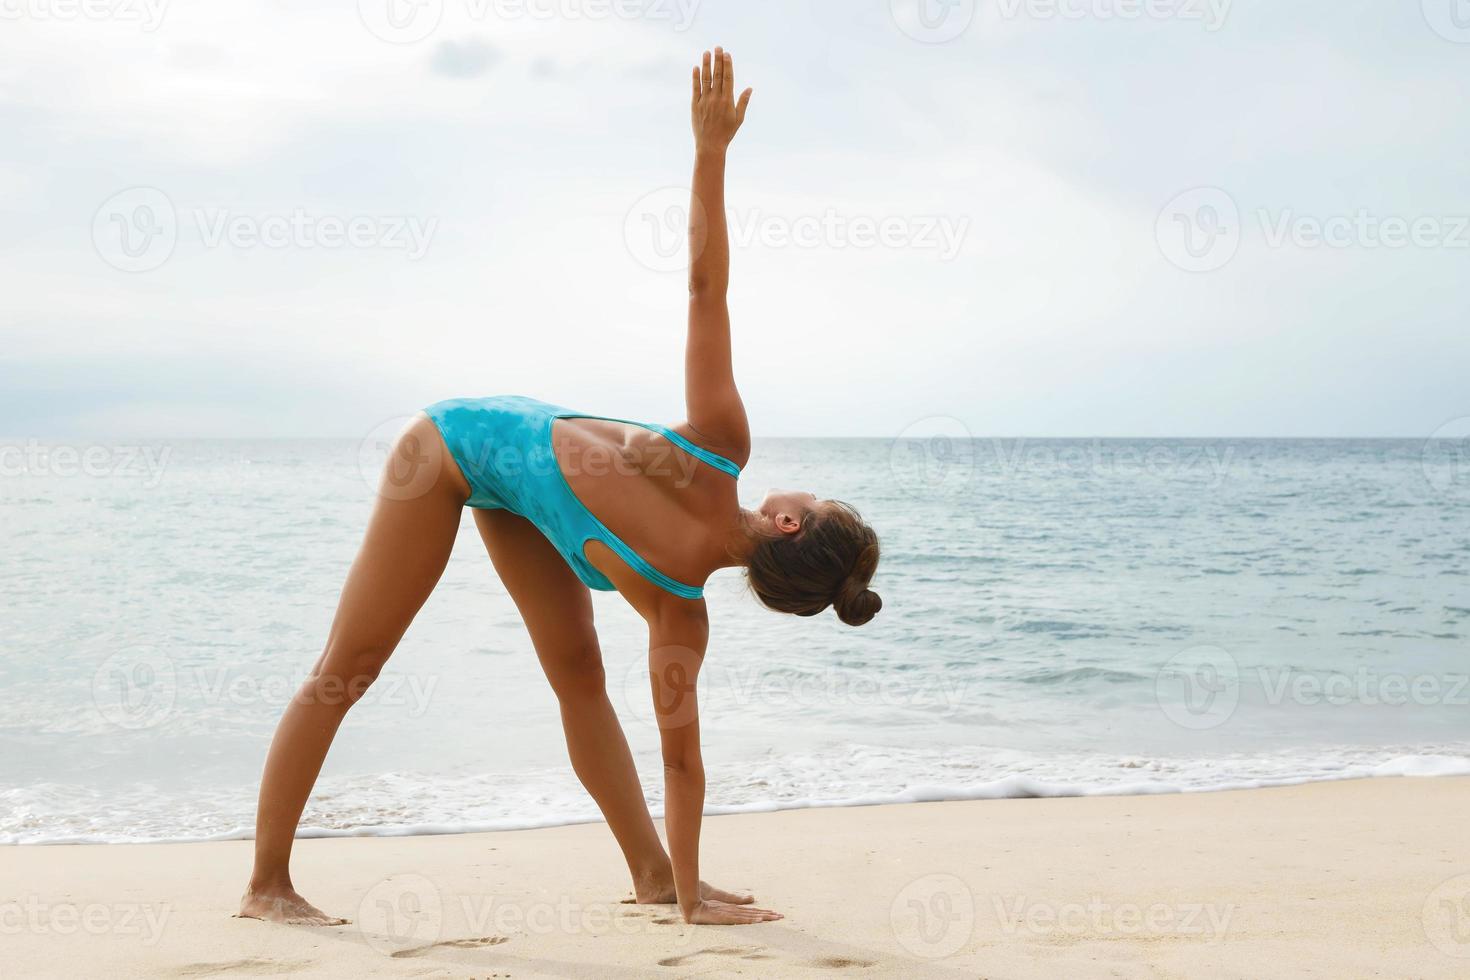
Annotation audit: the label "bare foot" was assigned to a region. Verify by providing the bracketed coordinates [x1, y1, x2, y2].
[629, 874, 755, 906]
[238, 884, 349, 926]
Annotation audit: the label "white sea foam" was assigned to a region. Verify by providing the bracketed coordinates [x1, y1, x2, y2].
[6, 746, 1468, 845]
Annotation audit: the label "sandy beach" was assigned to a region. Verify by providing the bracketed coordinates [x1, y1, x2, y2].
[4, 777, 1468, 978]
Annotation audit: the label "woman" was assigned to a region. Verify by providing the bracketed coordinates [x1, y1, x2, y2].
[239, 48, 881, 929]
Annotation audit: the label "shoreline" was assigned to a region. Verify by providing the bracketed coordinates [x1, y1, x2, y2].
[8, 777, 1470, 977]
[11, 758, 1470, 847]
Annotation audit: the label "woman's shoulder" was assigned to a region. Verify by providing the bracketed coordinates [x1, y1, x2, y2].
[666, 420, 750, 472]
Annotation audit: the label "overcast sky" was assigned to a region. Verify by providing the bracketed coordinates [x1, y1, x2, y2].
[2, 0, 1467, 438]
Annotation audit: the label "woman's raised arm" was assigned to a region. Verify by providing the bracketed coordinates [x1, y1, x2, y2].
[685, 47, 753, 457]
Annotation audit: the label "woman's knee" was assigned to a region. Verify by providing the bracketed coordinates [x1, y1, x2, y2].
[543, 641, 607, 702]
[303, 645, 392, 709]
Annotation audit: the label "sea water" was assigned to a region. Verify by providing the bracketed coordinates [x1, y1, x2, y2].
[3, 435, 1469, 843]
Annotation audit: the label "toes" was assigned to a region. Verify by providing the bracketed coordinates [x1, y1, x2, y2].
[284, 913, 349, 927]
[707, 886, 755, 904]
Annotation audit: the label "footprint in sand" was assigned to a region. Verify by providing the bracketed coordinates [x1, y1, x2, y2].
[176, 958, 313, 976]
[658, 946, 773, 967]
[389, 935, 509, 959]
[809, 956, 876, 969]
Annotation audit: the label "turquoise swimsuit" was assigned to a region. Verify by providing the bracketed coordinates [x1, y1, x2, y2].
[424, 395, 741, 600]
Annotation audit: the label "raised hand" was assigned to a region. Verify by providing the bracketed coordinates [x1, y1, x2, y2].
[691, 46, 753, 151]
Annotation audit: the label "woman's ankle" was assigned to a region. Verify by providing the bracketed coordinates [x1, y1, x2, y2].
[631, 861, 676, 902]
[247, 871, 294, 894]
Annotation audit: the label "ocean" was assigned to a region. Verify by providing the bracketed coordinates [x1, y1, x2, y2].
[3, 433, 1469, 844]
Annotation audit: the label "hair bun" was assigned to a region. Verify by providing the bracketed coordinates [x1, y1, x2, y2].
[833, 543, 882, 626]
[833, 583, 881, 626]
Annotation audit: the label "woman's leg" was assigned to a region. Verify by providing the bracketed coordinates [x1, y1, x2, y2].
[240, 417, 468, 924]
[474, 510, 675, 896]
[475, 510, 755, 905]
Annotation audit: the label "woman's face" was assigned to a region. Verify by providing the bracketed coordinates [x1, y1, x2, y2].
[757, 488, 819, 535]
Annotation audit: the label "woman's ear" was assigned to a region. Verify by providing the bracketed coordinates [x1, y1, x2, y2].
[775, 511, 802, 535]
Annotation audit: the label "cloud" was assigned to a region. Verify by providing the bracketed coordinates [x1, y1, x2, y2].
[1, 0, 1466, 437]
[429, 39, 500, 80]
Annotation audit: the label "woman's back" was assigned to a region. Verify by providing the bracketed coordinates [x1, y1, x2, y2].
[554, 414, 742, 592]
[425, 395, 742, 599]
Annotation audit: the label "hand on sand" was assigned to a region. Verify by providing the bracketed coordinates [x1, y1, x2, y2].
[684, 898, 783, 925]
[237, 885, 348, 926]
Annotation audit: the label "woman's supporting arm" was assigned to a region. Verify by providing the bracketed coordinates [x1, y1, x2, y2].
[649, 603, 782, 925]
[685, 47, 753, 457]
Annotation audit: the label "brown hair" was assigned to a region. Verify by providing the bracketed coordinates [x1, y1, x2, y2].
[745, 500, 882, 626]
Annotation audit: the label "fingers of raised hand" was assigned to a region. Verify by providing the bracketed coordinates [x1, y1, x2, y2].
[713, 46, 726, 93]
[735, 87, 752, 125]
[701, 50, 712, 94]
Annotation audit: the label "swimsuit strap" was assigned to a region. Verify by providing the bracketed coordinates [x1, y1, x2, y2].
[552, 411, 741, 600]
[556, 413, 742, 478]
[586, 528, 705, 600]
